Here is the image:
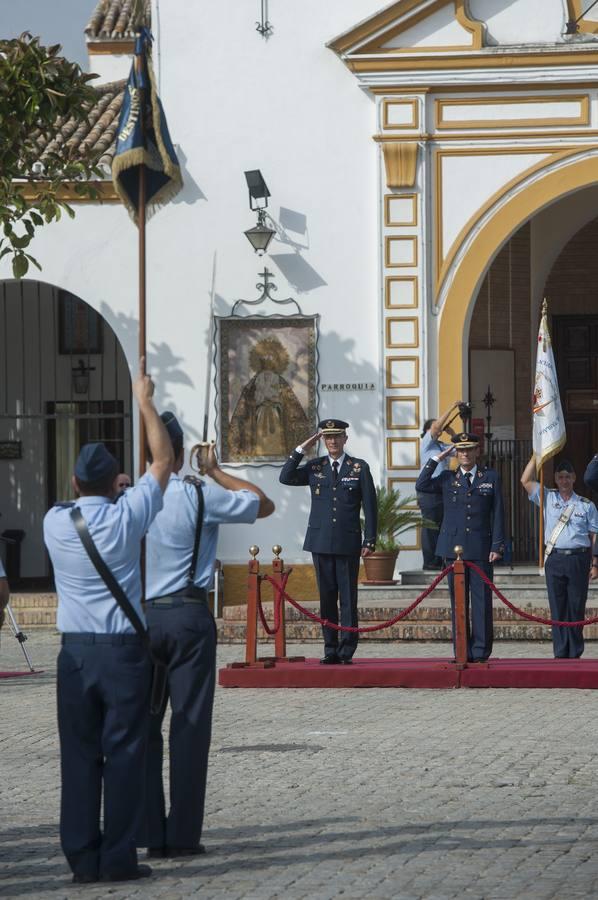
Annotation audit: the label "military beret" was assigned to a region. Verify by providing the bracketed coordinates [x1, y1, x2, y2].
[75, 443, 118, 482]
[161, 411, 183, 443]
[451, 432, 479, 449]
[555, 459, 574, 473]
[318, 418, 349, 434]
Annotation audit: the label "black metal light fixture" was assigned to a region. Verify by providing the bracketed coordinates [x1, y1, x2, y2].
[71, 359, 95, 395]
[482, 385, 495, 444]
[243, 169, 275, 254]
[564, 0, 598, 34]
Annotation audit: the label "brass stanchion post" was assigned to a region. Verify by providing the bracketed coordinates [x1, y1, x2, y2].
[271, 545, 287, 660]
[453, 545, 469, 669]
[245, 546, 260, 665]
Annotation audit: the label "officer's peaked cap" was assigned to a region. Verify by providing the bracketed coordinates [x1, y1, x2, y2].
[555, 458, 574, 473]
[75, 442, 118, 482]
[318, 418, 349, 434]
[451, 432, 479, 449]
[161, 410, 184, 444]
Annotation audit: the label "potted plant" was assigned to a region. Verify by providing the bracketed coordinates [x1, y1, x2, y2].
[361, 486, 437, 584]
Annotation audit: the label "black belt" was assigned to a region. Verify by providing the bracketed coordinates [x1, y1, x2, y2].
[146, 586, 208, 607]
[61, 632, 144, 645]
[548, 547, 590, 556]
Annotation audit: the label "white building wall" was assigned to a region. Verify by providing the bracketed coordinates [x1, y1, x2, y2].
[0, 0, 387, 567]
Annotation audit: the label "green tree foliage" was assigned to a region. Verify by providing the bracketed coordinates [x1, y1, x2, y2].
[0, 33, 102, 278]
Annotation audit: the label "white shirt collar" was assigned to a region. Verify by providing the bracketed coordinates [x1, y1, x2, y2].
[460, 464, 477, 480]
[329, 453, 345, 469]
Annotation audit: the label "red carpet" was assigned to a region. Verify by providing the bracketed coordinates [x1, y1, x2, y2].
[0, 670, 40, 679]
[219, 657, 598, 689]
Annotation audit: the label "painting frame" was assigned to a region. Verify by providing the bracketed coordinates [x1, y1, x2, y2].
[216, 314, 319, 466]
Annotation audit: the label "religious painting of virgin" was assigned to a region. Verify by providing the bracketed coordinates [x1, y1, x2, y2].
[218, 316, 318, 463]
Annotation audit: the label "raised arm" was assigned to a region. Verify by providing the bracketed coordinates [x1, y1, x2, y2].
[520, 455, 539, 497]
[416, 444, 453, 494]
[133, 357, 174, 493]
[204, 444, 274, 518]
[429, 401, 462, 439]
[279, 431, 321, 486]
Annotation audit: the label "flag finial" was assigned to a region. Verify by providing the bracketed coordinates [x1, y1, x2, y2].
[542, 298, 548, 316]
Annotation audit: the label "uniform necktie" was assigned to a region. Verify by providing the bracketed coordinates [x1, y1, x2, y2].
[465, 472, 473, 487]
[332, 460, 339, 483]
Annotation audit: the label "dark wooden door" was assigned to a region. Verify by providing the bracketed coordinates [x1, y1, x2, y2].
[552, 316, 598, 500]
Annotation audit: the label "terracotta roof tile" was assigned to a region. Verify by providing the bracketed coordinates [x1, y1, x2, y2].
[85, 0, 151, 40]
[32, 80, 125, 169]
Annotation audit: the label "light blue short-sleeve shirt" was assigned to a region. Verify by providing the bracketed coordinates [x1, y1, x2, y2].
[420, 431, 452, 479]
[43, 472, 163, 633]
[0, 558, 5, 579]
[529, 485, 598, 549]
[146, 474, 260, 598]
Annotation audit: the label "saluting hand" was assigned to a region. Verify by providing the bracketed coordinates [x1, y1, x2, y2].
[300, 431, 323, 452]
[437, 445, 455, 462]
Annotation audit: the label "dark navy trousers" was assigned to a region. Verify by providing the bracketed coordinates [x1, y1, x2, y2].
[447, 560, 494, 661]
[312, 552, 360, 659]
[56, 634, 151, 880]
[544, 549, 590, 658]
[141, 601, 217, 851]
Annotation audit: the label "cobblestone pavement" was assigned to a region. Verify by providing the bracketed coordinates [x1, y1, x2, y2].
[3, 630, 598, 899]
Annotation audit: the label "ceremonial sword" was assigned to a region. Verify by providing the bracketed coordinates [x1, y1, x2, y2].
[190, 254, 217, 474]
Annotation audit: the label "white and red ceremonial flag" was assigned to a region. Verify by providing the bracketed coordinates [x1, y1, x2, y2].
[532, 299, 566, 467]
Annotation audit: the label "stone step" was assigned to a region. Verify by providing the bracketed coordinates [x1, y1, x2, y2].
[223, 601, 598, 622]
[217, 621, 598, 643]
[399, 568, 598, 586]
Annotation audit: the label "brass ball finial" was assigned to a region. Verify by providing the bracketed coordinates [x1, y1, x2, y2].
[272, 544, 282, 558]
[453, 545, 464, 559]
[249, 545, 259, 559]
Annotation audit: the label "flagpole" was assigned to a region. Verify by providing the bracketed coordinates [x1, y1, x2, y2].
[539, 463, 544, 571]
[136, 41, 147, 480]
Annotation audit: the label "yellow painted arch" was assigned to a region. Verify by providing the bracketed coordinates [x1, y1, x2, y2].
[438, 152, 598, 414]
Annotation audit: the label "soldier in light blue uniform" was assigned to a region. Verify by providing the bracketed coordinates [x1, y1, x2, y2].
[416, 432, 505, 662]
[142, 414, 274, 859]
[43, 362, 173, 885]
[418, 401, 462, 569]
[279, 419, 377, 665]
[522, 457, 598, 658]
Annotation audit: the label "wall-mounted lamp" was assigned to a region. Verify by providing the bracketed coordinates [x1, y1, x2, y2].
[71, 359, 95, 395]
[564, 0, 598, 33]
[243, 169, 276, 254]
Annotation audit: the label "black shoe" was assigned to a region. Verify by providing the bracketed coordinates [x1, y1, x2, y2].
[100, 864, 152, 882]
[339, 659, 353, 665]
[320, 654, 339, 665]
[72, 873, 98, 884]
[147, 847, 166, 859]
[167, 845, 206, 858]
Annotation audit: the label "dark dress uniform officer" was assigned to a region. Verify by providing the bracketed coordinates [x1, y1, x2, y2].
[416, 432, 505, 662]
[43, 365, 173, 885]
[524, 457, 598, 658]
[279, 419, 377, 664]
[142, 414, 274, 858]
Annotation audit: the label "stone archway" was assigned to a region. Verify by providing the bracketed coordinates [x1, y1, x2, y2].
[0, 280, 132, 583]
[438, 152, 598, 415]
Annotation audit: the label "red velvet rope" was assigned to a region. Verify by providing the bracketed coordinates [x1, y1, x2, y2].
[261, 565, 453, 634]
[464, 560, 598, 628]
[257, 571, 290, 635]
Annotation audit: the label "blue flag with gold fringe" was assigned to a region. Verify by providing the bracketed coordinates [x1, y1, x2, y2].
[112, 29, 182, 223]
